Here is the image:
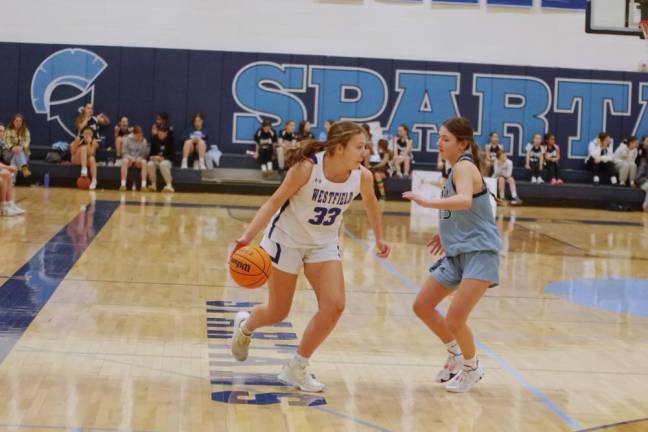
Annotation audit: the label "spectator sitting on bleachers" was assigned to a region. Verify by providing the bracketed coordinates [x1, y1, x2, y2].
[74, 102, 110, 143]
[277, 120, 297, 172]
[254, 120, 277, 177]
[638, 135, 648, 166]
[494, 149, 522, 205]
[371, 139, 392, 200]
[543, 133, 563, 184]
[484, 132, 503, 176]
[0, 123, 5, 159]
[586, 132, 616, 185]
[70, 127, 98, 190]
[119, 126, 149, 191]
[318, 119, 334, 141]
[151, 112, 174, 138]
[181, 113, 207, 170]
[525, 133, 545, 184]
[113, 115, 132, 162]
[392, 124, 413, 178]
[0, 162, 25, 216]
[613, 136, 638, 187]
[3, 113, 31, 178]
[298, 120, 314, 141]
[147, 125, 174, 193]
[637, 149, 648, 212]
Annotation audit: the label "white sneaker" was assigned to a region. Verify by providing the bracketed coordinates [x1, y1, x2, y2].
[436, 352, 464, 383]
[1, 205, 21, 217]
[593, 175, 600, 184]
[162, 184, 175, 193]
[199, 160, 206, 170]
[181, 159, 188, 169]
[89, 179, 97, 190]
[611, 176, 618, 185]
[531, 177, 537, 184]
[536, 177, 544, 184]
[445, 361, 485, 393]
[8, 202, 25, 215]
[231, 311, 251, 361]
[81, 167, 88, 177]
[115, 159, 121, 167]
[278, 358, 326, 392]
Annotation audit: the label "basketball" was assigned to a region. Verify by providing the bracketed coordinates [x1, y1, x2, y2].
[229, 245, 271, 289]
[76, 176, 91, 190]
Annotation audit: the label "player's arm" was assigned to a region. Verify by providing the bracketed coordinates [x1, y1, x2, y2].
[402, 161, 474, 210]
[236, 160, 312, 246]
[359, 166, 390, 257]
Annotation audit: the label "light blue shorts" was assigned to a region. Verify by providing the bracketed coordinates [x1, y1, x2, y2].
[429, 251, 499, 289]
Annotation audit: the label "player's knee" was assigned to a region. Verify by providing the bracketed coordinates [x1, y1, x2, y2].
[322, 297, 345, 319]
[445, 313, 465, 335]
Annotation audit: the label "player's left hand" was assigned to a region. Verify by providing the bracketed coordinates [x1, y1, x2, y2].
[375, 239, 391, 258]
[402, 191, 428, 207]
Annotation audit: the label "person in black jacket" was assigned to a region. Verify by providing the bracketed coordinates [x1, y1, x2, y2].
[147, 126, 175, 192]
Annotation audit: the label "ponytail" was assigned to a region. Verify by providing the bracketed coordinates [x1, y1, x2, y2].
[285, 139, 326, 168]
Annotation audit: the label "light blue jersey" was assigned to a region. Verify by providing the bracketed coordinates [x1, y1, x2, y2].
[438, 153, 502, 257]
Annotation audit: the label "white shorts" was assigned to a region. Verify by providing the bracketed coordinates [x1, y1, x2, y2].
[260, 236, 341, 275]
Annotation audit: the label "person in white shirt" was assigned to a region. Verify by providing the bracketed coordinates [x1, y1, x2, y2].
[585, 132, 616, 185]
[613, 136, 639, 187]
[494, 149, 522, 205]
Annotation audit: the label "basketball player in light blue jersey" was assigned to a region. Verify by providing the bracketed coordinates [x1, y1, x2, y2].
[230, 121, 391, 392]
[403, 117, 502, 393]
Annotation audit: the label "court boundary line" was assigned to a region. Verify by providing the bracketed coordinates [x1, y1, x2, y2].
[575, 416, 648, 431]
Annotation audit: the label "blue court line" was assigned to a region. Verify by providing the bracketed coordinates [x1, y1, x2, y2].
[0, 201, 119, 365]
[343, 227, 583, 431]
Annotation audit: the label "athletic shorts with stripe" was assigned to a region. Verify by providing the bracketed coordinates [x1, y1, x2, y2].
[260, 235, 341, 275]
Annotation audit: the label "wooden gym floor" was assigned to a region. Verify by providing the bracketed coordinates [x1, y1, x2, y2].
[0, 187, 647, 432]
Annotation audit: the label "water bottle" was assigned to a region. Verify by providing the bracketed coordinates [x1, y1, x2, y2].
[44, 172, 50, 188]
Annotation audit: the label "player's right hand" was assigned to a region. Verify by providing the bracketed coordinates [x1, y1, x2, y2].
[427, 233, 444, 256]
[230, 236, 251, 258]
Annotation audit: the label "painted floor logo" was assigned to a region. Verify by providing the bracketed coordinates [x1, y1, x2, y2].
[206, 300, 327, 406]
[31, 48, 107, 137]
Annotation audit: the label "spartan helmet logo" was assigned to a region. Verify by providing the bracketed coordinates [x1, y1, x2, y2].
[31, 48, 107, 137]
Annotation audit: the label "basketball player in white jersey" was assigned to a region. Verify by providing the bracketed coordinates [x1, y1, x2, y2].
[230, 121, 391, 392]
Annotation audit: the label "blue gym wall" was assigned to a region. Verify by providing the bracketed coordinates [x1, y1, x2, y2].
[1, 41, 646, 170]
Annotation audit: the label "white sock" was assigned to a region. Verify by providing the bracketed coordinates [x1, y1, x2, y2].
[445, 340, 461, 356]
[81, 167, 88, 176]
[294, 353, 309, 367]
[511, 193, 518, 199]
[240, 320, 251, 336]
[463, 356, 478, 371]
[142, 180, 147, 188]
[121, 180, 126, 187]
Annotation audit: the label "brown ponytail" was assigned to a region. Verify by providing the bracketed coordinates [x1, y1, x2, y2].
[442, 117, 480, 170]
[284, 121, 366, 169]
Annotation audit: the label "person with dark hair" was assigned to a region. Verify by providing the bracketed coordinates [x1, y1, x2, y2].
[230, 121, 390, 392]
[70, 126, 98, 190]
[393, 124, 413, 177]
[318, 119, 334, 141]
[403, 117, 501, 393]
[543, 133, 563, 184]
[637, 148, 648, 211]
[3, 113, 31, 177]
[113, 116, 132, 162]
[277, 120, 297, 172]
[586, 132, 616, 185]
[484, 132, 503, 176]
[298, 120, 314, 141]
[181, 113, 207, 170]
[525, 133, 545, 184]
[74, 102, 110, 143]
[614, 136, 639, 187]
[119, 126, 149, 191]
[371, 139, 392, 200]
[147, 126, 175, 193]
[254, 120, 277, 176]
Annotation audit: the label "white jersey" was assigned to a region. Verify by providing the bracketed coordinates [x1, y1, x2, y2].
[266, 151, 362, 248]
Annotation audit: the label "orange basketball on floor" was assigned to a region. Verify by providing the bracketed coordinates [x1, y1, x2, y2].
[76, 176, 91, 190]
[229, 245, 272, 289]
